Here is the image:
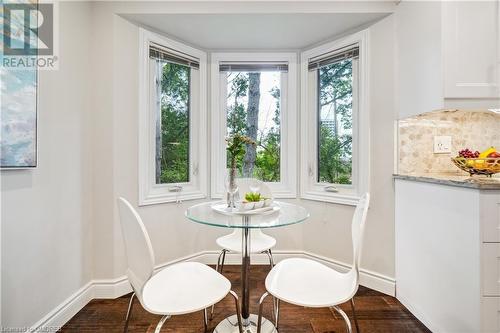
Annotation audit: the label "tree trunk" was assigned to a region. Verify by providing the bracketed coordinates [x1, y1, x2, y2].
[243, 73, 260, 177]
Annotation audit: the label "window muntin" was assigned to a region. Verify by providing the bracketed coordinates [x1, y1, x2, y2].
[317, 58, 354, 185]
[224, 70, 281, 182]
[154, 60, 190, 184]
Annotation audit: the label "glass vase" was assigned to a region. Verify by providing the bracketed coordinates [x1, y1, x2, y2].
[225, 168, 239, 208]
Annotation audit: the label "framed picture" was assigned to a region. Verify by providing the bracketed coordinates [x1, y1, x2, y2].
[0, 70, 38, 169]
[1, 2, 39, 169]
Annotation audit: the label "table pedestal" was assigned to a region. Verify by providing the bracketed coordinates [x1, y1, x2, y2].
[214, 314, 277, 333]
[214, 216, 277, 333]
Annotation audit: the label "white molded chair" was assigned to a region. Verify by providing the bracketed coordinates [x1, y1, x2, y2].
[211, 179, 277, 318]
[257, 193, 370, 333]
[117, 197, 243, 333]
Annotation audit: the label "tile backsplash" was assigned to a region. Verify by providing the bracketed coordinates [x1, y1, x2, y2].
[398, 110, 500, 174]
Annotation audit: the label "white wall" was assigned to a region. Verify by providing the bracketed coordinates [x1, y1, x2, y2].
[1, 2, 93, 328]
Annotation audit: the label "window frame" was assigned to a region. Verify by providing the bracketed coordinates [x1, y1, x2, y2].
[300, 30, 370, 206]
[210, 52, 298, 199]
[138, 28, 208, 206]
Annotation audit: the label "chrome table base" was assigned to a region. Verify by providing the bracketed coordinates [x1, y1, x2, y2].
[215, 216, 278, 333]
[214, 314, 277, 333]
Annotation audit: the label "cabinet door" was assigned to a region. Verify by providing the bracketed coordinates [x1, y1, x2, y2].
[482, 297, 500, 333]
[482, 192, 500, 243]
[443, 1, 499, 99]
[483, 243, 500, 296]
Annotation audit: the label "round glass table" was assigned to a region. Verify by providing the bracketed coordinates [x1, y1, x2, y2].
[185, 201, 309, 333]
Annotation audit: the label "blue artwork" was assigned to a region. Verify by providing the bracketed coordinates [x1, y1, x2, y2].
[0, 70, 37, 168]
[1, 2, 38, 168]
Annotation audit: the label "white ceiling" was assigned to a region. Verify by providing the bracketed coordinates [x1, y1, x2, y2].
[122, 13, 389, 50]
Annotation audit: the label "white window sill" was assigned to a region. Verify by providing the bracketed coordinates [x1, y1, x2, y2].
[301, 191, 360, 206]
[139, 191, 207, 206]
[211, 191, 296, 201]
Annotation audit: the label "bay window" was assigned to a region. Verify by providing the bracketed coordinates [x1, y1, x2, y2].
[138, 27, 367, 205]
[300, 31, 369, 205]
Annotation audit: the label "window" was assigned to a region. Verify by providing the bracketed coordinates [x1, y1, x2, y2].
[211, 53, 297, 198]
[316, 51, 356, 185]
[139, 29, 207, 205]
[222, 65, 285, 182]
[151, 47, 192, 184]
[301, 31, 369, 205]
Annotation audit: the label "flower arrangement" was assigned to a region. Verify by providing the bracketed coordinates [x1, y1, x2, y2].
[225, 134, 256, 206]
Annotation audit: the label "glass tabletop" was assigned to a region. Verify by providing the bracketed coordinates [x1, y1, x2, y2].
[185, 201, 309, 229]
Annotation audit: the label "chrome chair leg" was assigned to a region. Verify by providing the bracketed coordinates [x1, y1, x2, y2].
[220, 249, 227, 273]
[275, 298, 280, 330]
[154, 315, 170, 333]
[210, 249, 226, 320]
[123, 292, 135, 333]
[203, 308, 208, 332]
[332, 305, 352, 333]
[265, 249, 275, 268]
[215, 249, 224, 273]
[350, 298, 360, 333]
[229, 290, 243, 333]
[257, 292, 270, 333]
[263, 249, 277, 326]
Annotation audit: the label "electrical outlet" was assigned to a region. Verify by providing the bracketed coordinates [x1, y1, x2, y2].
[434, 136, 452, 154]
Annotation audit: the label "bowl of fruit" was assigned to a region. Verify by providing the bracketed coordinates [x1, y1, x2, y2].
[452, 147, 500, 177]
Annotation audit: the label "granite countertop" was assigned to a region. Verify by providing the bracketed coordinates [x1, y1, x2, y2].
[393, 173, 500, 190]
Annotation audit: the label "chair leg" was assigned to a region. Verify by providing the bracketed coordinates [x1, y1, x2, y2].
[275, 298, 280, 330]
[332, 305, 352, 333]
[229, 290, 243, 333]
[264, 249, 277, 327]
[154, 315, 170, 333]
[203, 308, 208, 333]
[210, 249, 226, 320]
[257, 292, 270, 333]
[123, 292, 135, 333]
[220, 249, 227, 274]
[215, 249, 224, 273]
[350, 298, 360, 333]
[265, 249, 275, 268]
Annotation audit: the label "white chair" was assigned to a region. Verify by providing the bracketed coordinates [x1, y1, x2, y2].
[211, 179, 277, 318]
[117, 197, 243, 333]
[257, 193, 370, 333]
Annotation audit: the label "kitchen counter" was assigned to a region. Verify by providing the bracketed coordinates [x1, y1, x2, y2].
[393, 173, 500, 190]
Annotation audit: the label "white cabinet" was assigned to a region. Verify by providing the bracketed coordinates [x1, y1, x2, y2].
[483, 243, 500, 297]
[443, 1, 499, 99]
[395, 179, 500, 332]
[396, 1, 499, 118]
[482, 297, 500, 333]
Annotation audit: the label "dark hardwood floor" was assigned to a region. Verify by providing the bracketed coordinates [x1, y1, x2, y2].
[61, 265, 430, 333]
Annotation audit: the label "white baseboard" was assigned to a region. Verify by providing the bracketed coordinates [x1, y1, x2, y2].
[31, 282, 94, 332]
[30, 250, 395, 332]
[93, 276, 131, 299]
